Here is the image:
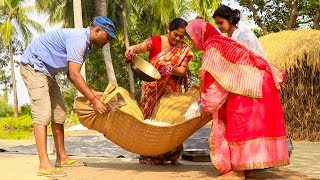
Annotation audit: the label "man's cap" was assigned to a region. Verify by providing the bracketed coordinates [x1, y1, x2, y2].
[93, 16, 116, 39]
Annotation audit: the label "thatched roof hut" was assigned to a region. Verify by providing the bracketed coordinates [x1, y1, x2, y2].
[259, 29, 320, 141]
[259, 29, 320, 72]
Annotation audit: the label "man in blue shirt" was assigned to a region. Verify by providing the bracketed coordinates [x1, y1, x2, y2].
[20, 16, 116, 177]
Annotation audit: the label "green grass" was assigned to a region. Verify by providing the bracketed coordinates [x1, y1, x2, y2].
[0, 128, 33, 139]
[0, 114, 81, 139]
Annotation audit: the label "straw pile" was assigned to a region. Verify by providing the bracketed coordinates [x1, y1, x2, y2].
[260, 29, 320, 141]
[75, 83, 211, 155]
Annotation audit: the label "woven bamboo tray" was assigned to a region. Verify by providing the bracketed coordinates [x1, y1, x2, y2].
[75, 85, 211, 156]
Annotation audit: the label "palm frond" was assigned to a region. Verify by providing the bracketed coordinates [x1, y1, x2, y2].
[0, 18, 13, 46]
[0, 0, 45, 47]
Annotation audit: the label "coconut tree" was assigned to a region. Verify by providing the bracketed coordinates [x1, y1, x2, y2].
[0, 0, 45, 117]
[35, 0, 78, 28]
[93, 0, 118, 86]
[73, 0, 87, 97]
[121, 0, 135, 94]
[130, 0, 186, 34]
[187, 0, 220, 21]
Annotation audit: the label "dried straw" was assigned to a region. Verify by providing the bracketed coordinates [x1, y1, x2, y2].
[260, 29, 320, 141]
[259, 29, 320, 73]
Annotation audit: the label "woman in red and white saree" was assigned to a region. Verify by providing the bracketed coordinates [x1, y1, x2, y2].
[140, 39, 193, 118]
[186, 19, 290, 178]
[125, 18, 193, 165]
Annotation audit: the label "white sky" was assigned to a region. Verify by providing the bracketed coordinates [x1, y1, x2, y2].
[3, 0, 256, 107]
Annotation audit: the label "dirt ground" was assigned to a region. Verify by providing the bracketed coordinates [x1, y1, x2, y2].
[0, 152, 313, 180]
[0, 129, 317, 179]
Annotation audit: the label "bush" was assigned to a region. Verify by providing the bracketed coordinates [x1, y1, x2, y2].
[20, 104, 31, 115]
[0, 115, 33, 130]
[0, 102, 13, 117]
[64, 113, 80, 127]
[0, 115, 33, 139]
[0, 109, 13, 117]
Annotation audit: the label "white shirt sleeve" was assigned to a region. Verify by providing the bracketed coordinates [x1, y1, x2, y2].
[232, 27, 266, 57]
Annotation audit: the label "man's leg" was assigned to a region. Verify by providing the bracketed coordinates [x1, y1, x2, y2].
[52, 122, 85, 166]
[51, 122, 70, 164]
[34, 123, 56, 171]
[49, 77, 84, 166]
[20, 64, 58, 172]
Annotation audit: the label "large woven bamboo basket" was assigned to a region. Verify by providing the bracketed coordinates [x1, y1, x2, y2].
[75, 84, 211, 156]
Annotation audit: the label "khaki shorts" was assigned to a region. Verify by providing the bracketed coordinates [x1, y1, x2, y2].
[20, 63, 66, 125]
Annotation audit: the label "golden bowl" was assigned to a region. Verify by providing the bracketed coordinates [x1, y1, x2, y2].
[131, 56, 161, 82]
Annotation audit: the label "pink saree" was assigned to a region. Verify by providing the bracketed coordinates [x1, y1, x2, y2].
[186, 19, 290, 173]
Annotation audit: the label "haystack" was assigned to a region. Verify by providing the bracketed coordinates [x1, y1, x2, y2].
[259, 29, 320, 141]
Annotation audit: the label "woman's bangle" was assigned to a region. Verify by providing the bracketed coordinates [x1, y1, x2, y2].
[131, 46, 137, 53]
[89, 95, 97, 103]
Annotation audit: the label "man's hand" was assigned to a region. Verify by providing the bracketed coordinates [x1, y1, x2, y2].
[92, 89, 104, 99]
[68, 61, 109, 115]
[91, 98, 109, 115]
[90, 89, 108, 114]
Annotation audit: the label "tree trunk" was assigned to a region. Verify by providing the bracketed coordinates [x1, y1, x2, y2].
[103, 44, 118, 84]
[313, 10, 320, 30]
[95, 0, 106, 16]
[94, 0, 118, 85]
[73, 0, 86, 96]
[288, 3, 298, 29]
[9, 41, 18, 117]
[122, 0, 135, 94]
[242, 0, 268, 34]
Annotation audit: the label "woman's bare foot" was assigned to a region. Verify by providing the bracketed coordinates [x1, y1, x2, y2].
[218, 171, 245, 180]
[244, 170, 256, 178]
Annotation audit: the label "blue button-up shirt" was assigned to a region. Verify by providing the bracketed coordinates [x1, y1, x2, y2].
[21, 27, 91, 77]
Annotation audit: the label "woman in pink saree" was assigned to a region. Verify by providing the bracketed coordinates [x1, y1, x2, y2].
[186, 19, 290, 179]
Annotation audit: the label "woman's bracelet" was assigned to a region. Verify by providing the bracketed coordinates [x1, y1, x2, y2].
[131, 46, 137, 53]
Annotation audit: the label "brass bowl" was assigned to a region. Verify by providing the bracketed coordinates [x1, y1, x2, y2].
[131, 56, 161, 82]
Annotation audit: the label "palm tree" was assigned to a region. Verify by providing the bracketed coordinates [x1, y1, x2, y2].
[73, 0, 88, 97]
[94, 0, 118, 86]
[187, 0, 220, 21]
[130, 0, 186, 34]
[122, 0, 135, 94]
[35, 0, 76, 28]
[0, 0, 45, 117]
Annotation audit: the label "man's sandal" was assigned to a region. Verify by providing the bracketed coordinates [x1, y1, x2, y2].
[55, 159, 86, 167]
[37, 168, 66, 177]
